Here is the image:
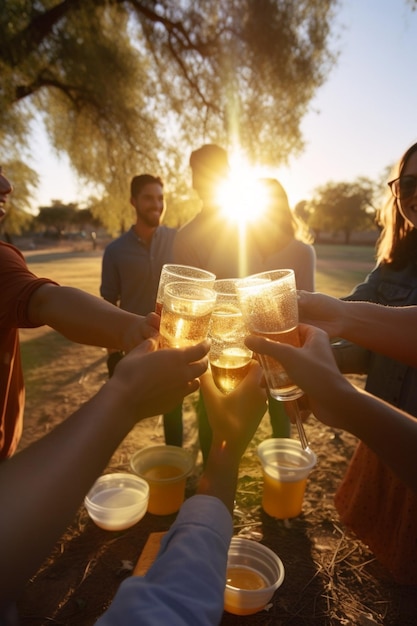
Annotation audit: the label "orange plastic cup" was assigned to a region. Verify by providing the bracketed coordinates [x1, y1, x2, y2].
[257, 438, 316, 519]
[130, 445, 194, 515]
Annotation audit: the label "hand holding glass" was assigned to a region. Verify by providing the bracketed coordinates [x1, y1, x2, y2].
[237, 269, 303, 402]
[208, 279, 253, 394]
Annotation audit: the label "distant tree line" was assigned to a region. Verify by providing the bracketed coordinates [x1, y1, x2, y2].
[2, 171, 386, 246]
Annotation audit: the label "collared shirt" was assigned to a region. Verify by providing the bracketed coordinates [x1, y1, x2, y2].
[95, 495, 233, 626]
[100, 225, 176, 315]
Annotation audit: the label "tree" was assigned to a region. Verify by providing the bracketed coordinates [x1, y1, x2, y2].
[0, 0, 340, 230]
[36, 201, 80, 237]
[304, 179, 376, 244]
[35, 201, 104, 239]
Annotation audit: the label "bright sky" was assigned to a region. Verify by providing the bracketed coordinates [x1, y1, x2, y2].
[32, 0, 417, 209]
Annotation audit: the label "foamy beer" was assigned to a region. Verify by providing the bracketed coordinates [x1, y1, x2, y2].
[159, 281, 217, 349]
[236, 269, 303, 402]
[156, 264, 216, 315]
[208, 279, 252, 394]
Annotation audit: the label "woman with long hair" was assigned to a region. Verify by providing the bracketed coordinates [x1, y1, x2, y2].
[334, 141, 417, 584]
[255, 178, 316, 438]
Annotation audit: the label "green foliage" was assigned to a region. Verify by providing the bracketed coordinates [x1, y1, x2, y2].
[0, 0, 340, 229]
[35, 201, 102, 235]
[304, 178, 377, 244]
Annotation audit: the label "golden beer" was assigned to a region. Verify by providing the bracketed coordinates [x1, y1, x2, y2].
[210, 347, 252, 394]
[143, 464, 186, 516]
[160, 308, 213, 348]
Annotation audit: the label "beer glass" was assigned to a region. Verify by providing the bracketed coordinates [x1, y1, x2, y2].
[159, 281, 217, 349]
[156, 264, 216, 315]
[208, 279, 252, 394]
[236, 269, 303, 402]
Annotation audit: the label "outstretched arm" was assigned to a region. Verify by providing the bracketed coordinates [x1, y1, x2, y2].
[96, 359, 267, 626]
[0, 339, 209, 610]
[246, 325, 417, 493]
[27, 283, 159, 352]
[198, 361, 267, 513]
[298, 290, 417, 368]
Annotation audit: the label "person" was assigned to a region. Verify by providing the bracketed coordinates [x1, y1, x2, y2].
[0, 341, 267, 625]
[334, 141, 417, 413]
[0, 172, 162, 461]
[100, 174, 182, 446]
[0, 168, 13, 219]
[247, 290, 417, 584]
[173, 143, 264, 278]
[173, 145, 267, 461]
[256, 177, 316, 288]
[327, 142, 417, 585]
[96, 360, 266, 626]
[0, 338, 210, 620]
[255, 177, 316, 438]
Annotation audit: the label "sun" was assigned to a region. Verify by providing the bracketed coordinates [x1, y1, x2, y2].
[216, 152, 271, 226]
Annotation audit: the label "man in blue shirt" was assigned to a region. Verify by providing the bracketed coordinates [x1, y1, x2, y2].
[101, 174, 183, 446]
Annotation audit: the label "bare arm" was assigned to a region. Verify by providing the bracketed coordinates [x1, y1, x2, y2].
[246, 326, 417, 492]
[198, 362, 267, 514]
[298, 291, 417, 368]
[0, 339, 209, 609]
[295, 243, 316, 292]
[27, 283, 158, 352]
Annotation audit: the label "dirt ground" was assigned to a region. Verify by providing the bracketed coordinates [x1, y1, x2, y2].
[13, 329, 417, 626]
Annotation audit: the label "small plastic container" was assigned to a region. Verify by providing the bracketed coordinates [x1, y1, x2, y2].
[257, 438, 317, 519]
[84, 472, 149, 531]
[130, 445, 194, 515]
[224, 537, 285, 616]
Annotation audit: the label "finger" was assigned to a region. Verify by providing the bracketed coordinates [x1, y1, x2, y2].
[181, 340, 211, 364]
[146, 311, 161, 330]
[185, 378, 201, 395]
[134, 336, 159, 355]
[245, 334, 292, 360]
[187, 355, 209, 379]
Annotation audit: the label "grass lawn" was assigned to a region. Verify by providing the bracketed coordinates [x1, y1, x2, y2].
[314, 243, 375, 297]
[23, 243, 376, 299]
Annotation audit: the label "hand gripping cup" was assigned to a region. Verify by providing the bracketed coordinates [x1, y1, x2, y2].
[257, 438, 317, 519]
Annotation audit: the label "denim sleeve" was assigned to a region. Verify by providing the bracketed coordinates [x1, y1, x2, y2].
[95, 495, 233, 626]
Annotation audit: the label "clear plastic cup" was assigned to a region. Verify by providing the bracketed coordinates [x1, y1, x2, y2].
[257, 438, 317, 519]
[84, 473, 149, 531]
[155, 264, 216, 315]
[236, 269, 303, 401]
[224, 537, 285, 615]
[130, 445, 194, 515]
[159, 282, 217, 349]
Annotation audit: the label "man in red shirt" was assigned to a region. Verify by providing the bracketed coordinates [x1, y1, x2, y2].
[0, 171, 157, 459]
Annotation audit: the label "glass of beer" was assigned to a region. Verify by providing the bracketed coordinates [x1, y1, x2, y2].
[156, 264, 216, 315]
[236, 269, 303, 402]
[208, 279, 253, 394]
[159, 281, 217, 349]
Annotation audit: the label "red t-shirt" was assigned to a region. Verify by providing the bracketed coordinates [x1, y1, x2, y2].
[0, 242, 57, 459]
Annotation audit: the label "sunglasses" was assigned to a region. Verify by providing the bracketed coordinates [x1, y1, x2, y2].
[387, 175, 417, 200]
